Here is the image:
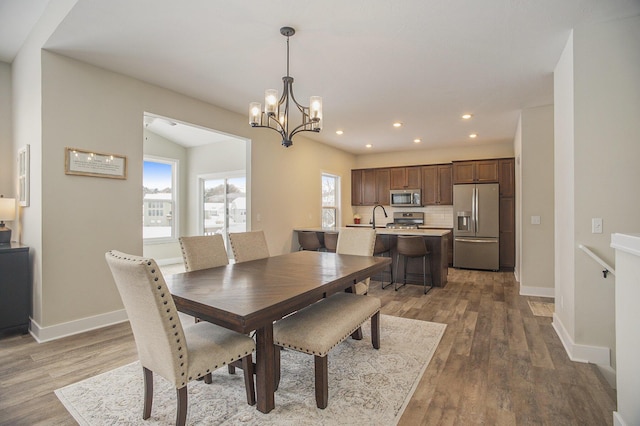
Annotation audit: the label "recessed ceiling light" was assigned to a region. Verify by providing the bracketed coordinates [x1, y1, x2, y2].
[365, 144, 372, 148]
[393, 122, 403, 128]
[335, 130, 344, 135]
[462, 114, 473, 120]
[413, 139, 421, 143]
[469, 133, 478, 139]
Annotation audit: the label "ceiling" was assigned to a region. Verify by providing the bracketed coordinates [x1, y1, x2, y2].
[3, 0, 640, 154]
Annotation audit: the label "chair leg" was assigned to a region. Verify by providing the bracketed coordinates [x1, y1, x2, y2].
[274, 346, 281, 391]
[203, 372, 212, 384]
[176, 386, 187, 426]
[424, 254, 433, 294]
[394, 254, 406, 291]
[371, 311, 380, 349]
[381, 252, 394, 289]
[143, 367, 153, 420]
[242, 354, 256, 405]
[314, 355, 329, 409]
[228, 364, 236, 374]
[351, 326, 364, 340]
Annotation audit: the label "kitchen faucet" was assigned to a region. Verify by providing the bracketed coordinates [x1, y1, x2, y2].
[372, 204, 388, 229]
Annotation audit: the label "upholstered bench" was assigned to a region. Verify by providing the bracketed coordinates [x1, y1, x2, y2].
[273, 292, 381, 408]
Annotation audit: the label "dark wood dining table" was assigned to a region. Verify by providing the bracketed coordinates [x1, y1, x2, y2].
[165, 250, 392, 413]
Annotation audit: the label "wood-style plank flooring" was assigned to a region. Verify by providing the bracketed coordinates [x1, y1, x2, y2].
[0, 268, 616, 425]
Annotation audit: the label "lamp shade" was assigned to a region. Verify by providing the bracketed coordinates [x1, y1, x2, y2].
[0, 197, 16, 221]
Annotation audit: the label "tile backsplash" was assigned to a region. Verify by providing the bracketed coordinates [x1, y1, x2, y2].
[352, 205, 453, 228]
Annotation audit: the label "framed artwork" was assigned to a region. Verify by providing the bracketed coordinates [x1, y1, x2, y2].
[64, 147, 127, 179]
[17, 145, 29, 207]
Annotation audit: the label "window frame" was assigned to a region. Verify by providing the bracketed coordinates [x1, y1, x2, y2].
[143, 155, 179, 244]
[321, 172, 341, 228]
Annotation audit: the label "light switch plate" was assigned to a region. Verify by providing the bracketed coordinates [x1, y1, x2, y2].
[531, 216, 541, 225]
[592, 218, 603, 234]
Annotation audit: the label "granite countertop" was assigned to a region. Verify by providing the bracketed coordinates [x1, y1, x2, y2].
[295, 227, 451, 237]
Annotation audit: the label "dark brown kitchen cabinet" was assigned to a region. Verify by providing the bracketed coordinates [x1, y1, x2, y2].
[375, 168, 391, 205]
[453, 160, 499, 184]
[421, 164, 453, 205]
[351, 169, 363, 205]
[352, 168, 390, 206]
[499, 197, 515, 269]
[1, 243, 30, 335]
[390, 166, 422, 190]
[499, 158, 515, 197]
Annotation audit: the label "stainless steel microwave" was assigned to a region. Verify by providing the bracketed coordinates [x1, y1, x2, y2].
[390, 189, 421, 207]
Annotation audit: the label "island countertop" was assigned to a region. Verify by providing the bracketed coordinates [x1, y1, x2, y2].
[294, 226, 451, 237]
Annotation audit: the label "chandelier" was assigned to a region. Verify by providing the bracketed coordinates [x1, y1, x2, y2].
[249, 27, 322, 148]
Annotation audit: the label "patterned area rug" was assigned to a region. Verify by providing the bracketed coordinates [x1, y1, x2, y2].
[55, 315, 445, 425]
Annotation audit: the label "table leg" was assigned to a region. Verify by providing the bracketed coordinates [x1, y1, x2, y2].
[255, 323, 275, 413]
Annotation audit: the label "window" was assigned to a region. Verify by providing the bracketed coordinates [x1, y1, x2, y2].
[143, 157, 178, 241]
[322, 173, 340, 228]
[201, 173, 246, 253]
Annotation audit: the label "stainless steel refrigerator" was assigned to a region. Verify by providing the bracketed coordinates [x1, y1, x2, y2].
[453, 183, 499, 270]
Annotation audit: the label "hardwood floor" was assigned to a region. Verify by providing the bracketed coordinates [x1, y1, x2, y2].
[0, 268, 615, 425]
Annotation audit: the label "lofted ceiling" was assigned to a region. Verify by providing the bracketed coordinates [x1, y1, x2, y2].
[3, 0, 640, 153]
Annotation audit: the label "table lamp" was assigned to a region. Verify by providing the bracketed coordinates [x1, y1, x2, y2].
[0, 195, 16, 244]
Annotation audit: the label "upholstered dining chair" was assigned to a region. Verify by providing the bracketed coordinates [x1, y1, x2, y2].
[229, 230, 270, 263]
[297, 231, 323, 251]
[335, 228, 376, 295]
[323, 231, 338, 253]
[179, 234, 229, 272]
[105, 250, 256, 426]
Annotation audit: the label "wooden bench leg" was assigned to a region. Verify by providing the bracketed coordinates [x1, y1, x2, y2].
[371, 311, 380, 349]
[314, 355, 328, 409]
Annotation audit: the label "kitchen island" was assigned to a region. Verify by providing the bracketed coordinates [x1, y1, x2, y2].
[294, 227, 450, 288]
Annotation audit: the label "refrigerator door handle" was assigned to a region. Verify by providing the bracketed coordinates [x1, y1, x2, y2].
[473, 187, 478, 234]
[455, 238, 498, 243]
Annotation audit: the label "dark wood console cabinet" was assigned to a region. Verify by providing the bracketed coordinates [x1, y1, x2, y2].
[0, 243, 30, 335]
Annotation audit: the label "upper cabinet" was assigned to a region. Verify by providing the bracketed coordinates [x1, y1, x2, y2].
[421, 164, 453, 205]
[452, 160, 499, 184]
[390, 166, 422, 189]
[352, 168, 390, 206]
[498, 158, 515, 197]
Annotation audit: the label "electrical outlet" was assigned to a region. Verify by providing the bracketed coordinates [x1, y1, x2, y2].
[592, 218, 603, 234]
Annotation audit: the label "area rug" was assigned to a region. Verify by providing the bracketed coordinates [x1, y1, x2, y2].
[528, 300, 555, 317]
[55, 314, 446, 425]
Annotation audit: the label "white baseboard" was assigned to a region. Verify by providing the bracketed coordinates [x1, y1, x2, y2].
[520, 285, 555, 298]
[30, 309, 128, 343]
[155, 257, 183, 266]
[552, 313, 611, 365]
[597, 364, 617, 389]
[613, 411, 627, 426]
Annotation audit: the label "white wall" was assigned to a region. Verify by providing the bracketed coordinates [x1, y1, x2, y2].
[354, 142, 514, 169]
[519, 105, 555, 296]
[0, 62, 12, 197]
[553, 15, 640, 378]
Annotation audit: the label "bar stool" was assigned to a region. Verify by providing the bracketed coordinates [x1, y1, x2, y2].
[395, 235, 433, 294]
[298, 231, 323, 251]
[323, 232, 338, 253]
[373, 234, 393, 289]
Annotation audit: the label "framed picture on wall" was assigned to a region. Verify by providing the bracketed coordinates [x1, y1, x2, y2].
[64, 147, 127, 179]
[17, 145, 29, 207]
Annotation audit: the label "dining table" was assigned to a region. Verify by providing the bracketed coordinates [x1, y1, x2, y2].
[165, 249, 392, 413]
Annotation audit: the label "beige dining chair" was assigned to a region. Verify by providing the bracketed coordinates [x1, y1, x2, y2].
[105, 250, 256, 426]
[336, 228, 377, 295]
[179, 234, 229, 271]
[229, 230, 270, 263]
